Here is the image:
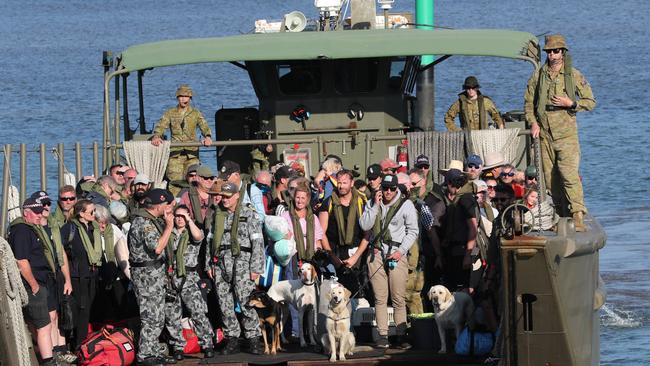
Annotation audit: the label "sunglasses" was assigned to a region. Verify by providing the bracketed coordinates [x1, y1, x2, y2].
[487, 185, 497, 190]
[187, 172, 198, 177]
[526, 176, 537, 180]
[500, 172, 515, 177]
[59, 196, 76, 202]
[546, 48, 563, 54]
[200, 176, 215, 180]
[174, 214, 186, 219]
[467, 163, 481, 169]
[115, 171, 125, 176]
[41, 200, 52, 206]
[382, 186, 397, 192]
[417, 165, 430, 170]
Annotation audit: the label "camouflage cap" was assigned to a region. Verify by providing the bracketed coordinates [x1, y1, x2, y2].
[463, 76, 480, 89]
[218, 182, 239, 197]
[175, 84, 193, 98]
[543, 34, 568, 51]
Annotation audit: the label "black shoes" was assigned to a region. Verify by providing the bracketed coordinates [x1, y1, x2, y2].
[247, 337, 264, 355]
[221, 337, 240, 355]
[137, 357, 165, 366]
[375, 335, 390, 349]
[394, 335, 412, 350]
[203, 347, 215, 359]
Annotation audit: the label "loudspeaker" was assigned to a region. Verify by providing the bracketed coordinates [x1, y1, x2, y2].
[284, 11, 307, 32]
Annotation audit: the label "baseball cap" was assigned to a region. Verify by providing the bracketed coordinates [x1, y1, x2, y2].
[381, 174, 398, 188]
[134, 173, 150, 185]
[30, 191, 51, 205]
[22, 198, 44, 214]
[218, 160, 241, 180]
[85, 192, 109, 208]
[218, 182, 239, 197]
[274, 165, 297, 181]
[414, 154, 430, 168]
[466, 154, 483, 167]
[379, 158, 399, 171]
[145, 189, 175, 205]
[444, 169, 465, 184]
[197, 165, 214, 179]
[366, 164, 381, 180]
[185, 164, 200, 176]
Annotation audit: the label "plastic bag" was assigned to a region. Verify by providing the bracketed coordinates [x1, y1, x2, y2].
[273, 239, 296, 267]
[264, 215, 290, 241]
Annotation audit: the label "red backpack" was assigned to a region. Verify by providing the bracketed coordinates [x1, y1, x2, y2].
[78, 325, 136, 366]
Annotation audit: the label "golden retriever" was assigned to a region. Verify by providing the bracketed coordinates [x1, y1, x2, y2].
[321, 283, 356, 362]
[427, 285, 474, 354]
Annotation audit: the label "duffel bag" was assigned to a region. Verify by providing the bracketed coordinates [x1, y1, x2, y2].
[78, 325, 135, 366]
[454, 326, 495, 356]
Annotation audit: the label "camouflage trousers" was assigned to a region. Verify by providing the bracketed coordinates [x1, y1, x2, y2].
[405, 269, 425, 315]
[167, 154, 200, 196]
[165, 272, 214, 351]
[131, 266, 167, 362]
[211, 254, 261, 339]
[539, 134, 585, 216]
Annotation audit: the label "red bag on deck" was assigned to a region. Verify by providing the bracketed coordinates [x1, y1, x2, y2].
[183, 328, 201, 354]
[78, 325, 136, 366]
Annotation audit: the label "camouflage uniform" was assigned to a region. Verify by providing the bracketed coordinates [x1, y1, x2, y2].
[444, 94, 504, 131]
[208, 206, 264, 340]
[165, 230, 214, 352]
[152, 106, 212, 192]
[128, 215, 169, 362]
[524, 63, 595, 215]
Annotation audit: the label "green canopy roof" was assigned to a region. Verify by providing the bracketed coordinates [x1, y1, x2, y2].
[117, 28, 539, 72]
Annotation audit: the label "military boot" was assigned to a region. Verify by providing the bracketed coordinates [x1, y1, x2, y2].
[573, 211, 586, 232]
[248, 337, 264, 355]
[221, 337, 240, 355]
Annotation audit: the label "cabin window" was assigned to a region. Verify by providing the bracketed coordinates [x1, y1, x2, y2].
[334, 59, 378, 93]
[389, 58, 406, 90]
[277, 62, 322, 95]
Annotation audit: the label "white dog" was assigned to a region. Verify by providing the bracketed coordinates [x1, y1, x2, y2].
[267, 262, 318, 347]
[321, 283, 355, 362]
[427, 285, 474, 354]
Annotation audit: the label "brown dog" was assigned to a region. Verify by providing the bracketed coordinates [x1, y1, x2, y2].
[246, 291, 285, 355]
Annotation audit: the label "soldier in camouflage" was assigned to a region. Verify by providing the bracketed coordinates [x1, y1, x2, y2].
[206, 182, 265, 355]
[524, 34, 596, 231]
[128, 188, 176, 366]
[151, 85, 213, 196]
[445, 76, 505, 131]
[164, 204, 215, 361]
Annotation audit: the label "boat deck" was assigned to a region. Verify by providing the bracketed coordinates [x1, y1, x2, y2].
[176, 343, 486, 366]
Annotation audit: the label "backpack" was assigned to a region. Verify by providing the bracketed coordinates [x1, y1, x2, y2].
[78, 325, 135, 366]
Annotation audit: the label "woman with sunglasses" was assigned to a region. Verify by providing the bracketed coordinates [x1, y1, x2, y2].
[498, 164, 525, 199]
[61, 199, 102, 349]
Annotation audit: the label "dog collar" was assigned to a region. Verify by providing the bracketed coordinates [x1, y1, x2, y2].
[326, 315, 350, 322]
[302, 279, 315, 286]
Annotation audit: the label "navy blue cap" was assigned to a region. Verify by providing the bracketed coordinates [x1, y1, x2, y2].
[466, 154, 483, 167]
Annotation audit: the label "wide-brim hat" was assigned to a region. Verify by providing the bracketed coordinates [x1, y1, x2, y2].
[438, 160, 465, 175]
[482, 151, 508, 170]
[463, 76, 480, 89]
[543, 34, 568, 51]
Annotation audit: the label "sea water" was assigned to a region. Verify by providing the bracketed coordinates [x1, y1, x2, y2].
[1, 1, 648, 364]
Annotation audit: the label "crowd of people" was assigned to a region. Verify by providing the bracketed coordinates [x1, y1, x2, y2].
[6, 33, 594, 366]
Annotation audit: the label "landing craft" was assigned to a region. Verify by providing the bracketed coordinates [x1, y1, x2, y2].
[0, 0, 605, 365]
